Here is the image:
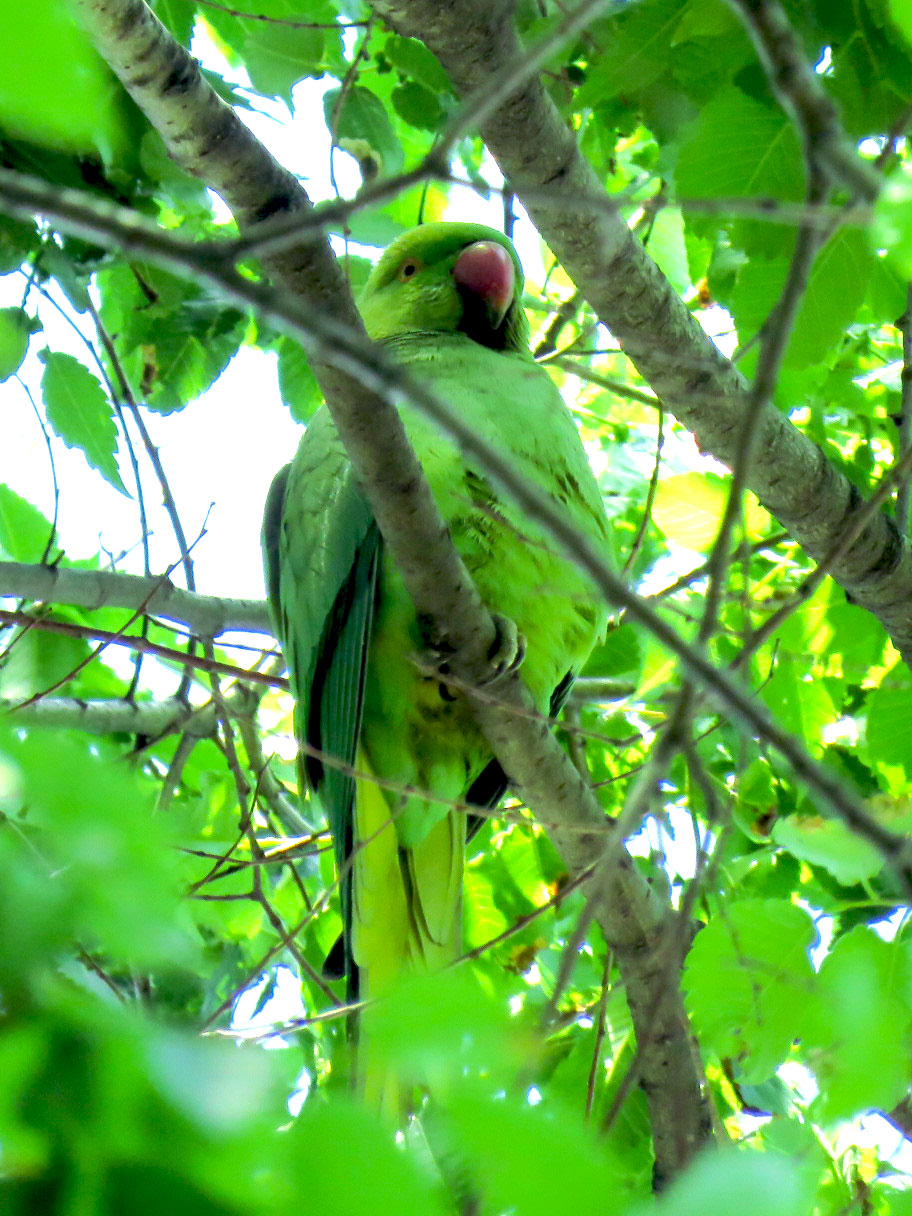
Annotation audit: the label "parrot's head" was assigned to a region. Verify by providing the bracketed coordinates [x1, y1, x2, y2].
[358, 222, 531, 353]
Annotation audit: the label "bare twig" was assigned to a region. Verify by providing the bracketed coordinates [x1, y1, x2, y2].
[0, 561, 271, 634]
[896, 284, 912, 536]
[622, 410, 664, 576]
[0, 608, 285, 689]
[698, 173, 829, 649]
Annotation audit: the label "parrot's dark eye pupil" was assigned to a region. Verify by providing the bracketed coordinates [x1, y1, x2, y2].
[402, 262, 416, 277]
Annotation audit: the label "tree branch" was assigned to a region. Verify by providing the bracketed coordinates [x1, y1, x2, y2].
[65, 0, 713, 1180]
[371, 0, 912, 673]
[0, 608, 283, 689]
[0, 693, 205, 735]
[0, 561, 272, 635]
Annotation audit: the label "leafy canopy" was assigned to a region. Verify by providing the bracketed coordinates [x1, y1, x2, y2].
[2, 0, 912, 1212]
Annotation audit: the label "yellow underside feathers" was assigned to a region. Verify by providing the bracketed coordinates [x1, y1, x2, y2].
[351, 750, 464, 1116]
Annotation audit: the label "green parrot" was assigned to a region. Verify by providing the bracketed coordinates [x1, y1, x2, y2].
[262, 221, 612, 1110]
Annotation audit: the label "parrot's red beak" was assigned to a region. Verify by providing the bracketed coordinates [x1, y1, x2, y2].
[453, 241, 515, 328]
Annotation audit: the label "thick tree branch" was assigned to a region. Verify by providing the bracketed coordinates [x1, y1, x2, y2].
[70, 0, 357, 330]
[371, 0, 912, 671]
[0, 561, 271, 635]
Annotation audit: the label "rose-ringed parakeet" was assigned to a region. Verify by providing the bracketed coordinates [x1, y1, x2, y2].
[262, 221, 612, 1109]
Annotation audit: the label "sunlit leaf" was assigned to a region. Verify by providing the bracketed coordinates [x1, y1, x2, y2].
[0, 307, 38, 381]
[277, 336, 322, 423]
[0, 485, 56, 562]
[683, 899, 816, 1082]
[649, 1148, 813, 1216]
[1, 0, 135, 160]
[803, 928, 912, 1120]
[323, 85, 403, 177]
[651, 472, 769, 551]
[773, 812, 885, 886]
[39, 351, 127, 493]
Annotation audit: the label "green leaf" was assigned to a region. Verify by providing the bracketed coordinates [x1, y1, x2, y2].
[277, 336, 322, 423]
[0, 0, 135, 161]
[830, 4, 912, 136]
[577, 0, 687, 103]
[0, 485, 56, 562]
[652, 1148, 813, 1216]
[391, 82, 445, 132]
[202, 0, 334, 102]
[0, 214, 39, 275]
[651, 472, 769, 551]
[773, 812, 885, 886]
[867, 675, 912, 767]
[873, 160, 912, 278]
[0, 616, 90, 701]
[673, 0, 740, 41]
[677, 88, 805, 205]
[242, 7, 325, 101]
[0, 308, 38, 380]
[463, 866, 509, 949]
[760, 661, 835, 753]
[684, 899, 816, 1081]
[151, 0, 196, 45]
[447, 1089, 636, 1216]
[803, 927, 912, 1119]
[582, 623, 642, 677]
[785, 228, 873, 368]
[285, 1100, 446, 1216]
[39, 351, 127, 493]
[821, 602, 886, 681]
[644, 207, 690, 295]
[0, 727, 195, 977]
[323, 85, 403, 177]
[384, 34, 453, 94]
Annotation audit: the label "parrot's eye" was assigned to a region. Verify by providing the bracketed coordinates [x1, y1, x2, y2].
[398, 258, 420, 281]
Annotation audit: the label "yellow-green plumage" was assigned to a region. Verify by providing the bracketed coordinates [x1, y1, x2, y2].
[262, 222, 612, 1112]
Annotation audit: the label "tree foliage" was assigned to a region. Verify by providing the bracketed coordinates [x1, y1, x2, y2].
[3, 0, 912, 1212]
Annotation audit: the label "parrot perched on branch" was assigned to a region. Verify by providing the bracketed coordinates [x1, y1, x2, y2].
[262, 221, 612, 1110]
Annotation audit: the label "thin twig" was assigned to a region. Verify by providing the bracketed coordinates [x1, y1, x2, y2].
[896, 284, 912, 536]
[623, 410, 664, 576]
[0, 608, 286, 689]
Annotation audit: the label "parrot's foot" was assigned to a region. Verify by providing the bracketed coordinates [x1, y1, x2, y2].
[411, 614, 525, 701]
[484, 613, 526, 683]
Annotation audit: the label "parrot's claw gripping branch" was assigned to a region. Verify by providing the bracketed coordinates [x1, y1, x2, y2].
[410, 613, 526, 701]
[482, 613, 526, 684]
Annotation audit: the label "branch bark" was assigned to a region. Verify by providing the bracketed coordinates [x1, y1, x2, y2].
[0, 693, 203, 735]
[370, 0, 912, 670]
[0, 561, 271, 635]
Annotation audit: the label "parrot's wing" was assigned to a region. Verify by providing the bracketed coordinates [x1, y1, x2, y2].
[262, 410, 381, 969]
[262, 462, 291, 636]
